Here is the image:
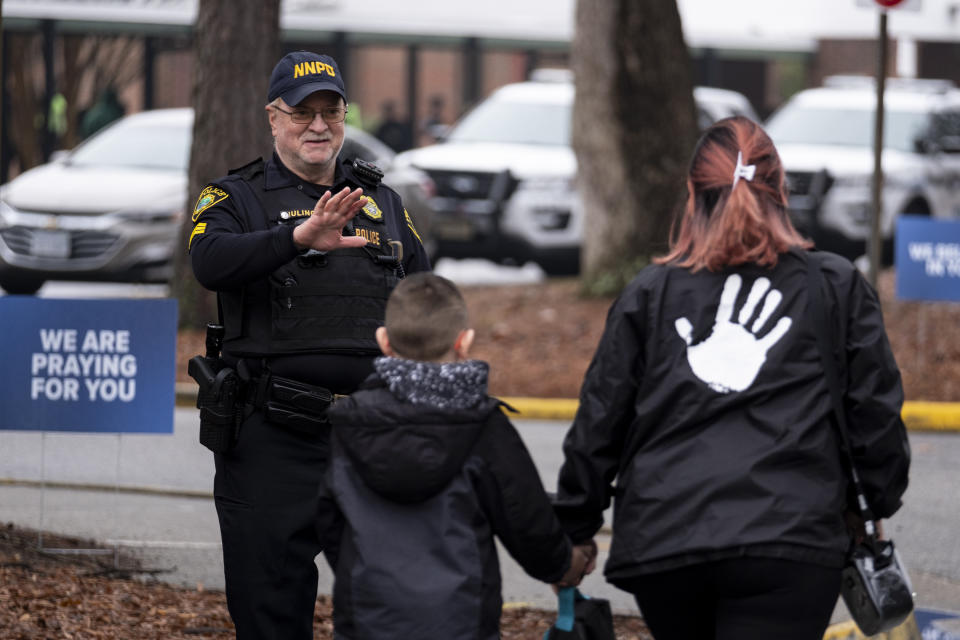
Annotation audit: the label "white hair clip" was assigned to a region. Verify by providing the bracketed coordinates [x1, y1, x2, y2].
[732, 151, 756, 190]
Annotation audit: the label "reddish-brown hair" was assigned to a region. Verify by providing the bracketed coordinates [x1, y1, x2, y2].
[655, 116, 811, 271]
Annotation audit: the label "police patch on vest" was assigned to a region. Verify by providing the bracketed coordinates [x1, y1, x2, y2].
[193, 186, 229, 222]
[404, 209, 422, 243]
[360, 198, 384, 222]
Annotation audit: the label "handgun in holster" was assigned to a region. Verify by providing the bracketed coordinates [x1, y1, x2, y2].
[188, 323, 241, 453]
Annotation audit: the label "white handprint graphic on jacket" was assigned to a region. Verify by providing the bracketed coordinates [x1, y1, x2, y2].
[675, 274, 793, 394]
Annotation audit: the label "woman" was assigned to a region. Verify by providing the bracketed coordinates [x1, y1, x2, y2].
[554, 116, 910, 639]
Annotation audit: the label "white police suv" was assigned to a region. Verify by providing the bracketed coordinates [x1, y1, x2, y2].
[392, 71, 758, 274]
[764, 76, 960, 262]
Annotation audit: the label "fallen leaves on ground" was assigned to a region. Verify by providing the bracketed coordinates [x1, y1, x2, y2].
[177, 269, 960, 402]
[1, 524, 651, 639]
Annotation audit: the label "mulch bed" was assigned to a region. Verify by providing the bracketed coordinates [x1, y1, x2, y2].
[176, 269, 960, 402]
[0, 523, 652, 639]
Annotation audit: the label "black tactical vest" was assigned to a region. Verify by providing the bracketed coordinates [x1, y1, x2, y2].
[221, 161, 399, 358]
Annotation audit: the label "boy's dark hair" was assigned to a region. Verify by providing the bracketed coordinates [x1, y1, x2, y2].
[384, 272, 468, 360]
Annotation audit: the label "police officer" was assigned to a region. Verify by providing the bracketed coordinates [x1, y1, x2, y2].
[188, 51, 430, 639]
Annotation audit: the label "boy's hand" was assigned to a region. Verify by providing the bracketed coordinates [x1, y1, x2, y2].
[555, 544, 590, 589]
[577, 539, 598, 576]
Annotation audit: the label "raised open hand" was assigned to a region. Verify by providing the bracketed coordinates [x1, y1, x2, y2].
[674, 274, 793, 394]
[292, 186, 370, 252]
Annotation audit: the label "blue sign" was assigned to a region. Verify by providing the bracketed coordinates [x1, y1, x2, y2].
[916, 608, 960, 639]
[0, 297, 177, 433]
[896, 216, 960, 302]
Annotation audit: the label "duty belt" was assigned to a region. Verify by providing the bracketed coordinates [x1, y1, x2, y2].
[245, 372, 336, 431]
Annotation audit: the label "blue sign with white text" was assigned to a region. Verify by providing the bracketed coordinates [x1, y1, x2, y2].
[896, 216, 960, 302]
[915, 608, 960, 639]
[0, 297, 177, 433]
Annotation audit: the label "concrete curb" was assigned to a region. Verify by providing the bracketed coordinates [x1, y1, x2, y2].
[823, 621, 859, 640]
[174, 383, 960, 430]
[823, 615, 922, 639]
[0, 477, 213, 499]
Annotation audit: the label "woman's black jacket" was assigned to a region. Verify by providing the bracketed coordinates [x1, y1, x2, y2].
[554, 250, 910, 582]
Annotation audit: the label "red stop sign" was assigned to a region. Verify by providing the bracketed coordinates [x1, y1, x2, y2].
[875, 0, 905, 6]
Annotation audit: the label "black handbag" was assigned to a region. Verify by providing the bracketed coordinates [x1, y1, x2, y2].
[544, 587, 616, 640]
[807, 254, 914, 636]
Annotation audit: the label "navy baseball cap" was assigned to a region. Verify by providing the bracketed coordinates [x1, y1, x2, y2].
[267, 51, 346, 106]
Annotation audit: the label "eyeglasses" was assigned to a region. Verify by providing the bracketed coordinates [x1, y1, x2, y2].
[271, 105, 347, 124]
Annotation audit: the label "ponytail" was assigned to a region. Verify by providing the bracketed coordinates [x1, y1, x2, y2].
[656, 116, 810, 272]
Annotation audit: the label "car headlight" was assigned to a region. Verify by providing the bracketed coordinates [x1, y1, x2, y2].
[107, 208, 184, 224]
[0, 200, 16, 225]
[845, 202, 873, 225]
[516, 177, 576, 193]
[832, 174, 873, 189]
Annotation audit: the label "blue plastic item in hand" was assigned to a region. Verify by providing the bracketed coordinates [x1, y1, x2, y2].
[543, 587, 615, 640]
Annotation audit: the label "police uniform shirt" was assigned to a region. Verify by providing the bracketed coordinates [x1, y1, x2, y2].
[189, 152, 431, 393]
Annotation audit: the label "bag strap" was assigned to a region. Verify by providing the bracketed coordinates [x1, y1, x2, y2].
[805, 252, 880, 541]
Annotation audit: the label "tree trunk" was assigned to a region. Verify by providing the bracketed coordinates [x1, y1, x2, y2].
[7, 33, 44, 174]
[59, 36, 88, 149]
[573, 0, 697, 294]
[172, 0, 280, 329]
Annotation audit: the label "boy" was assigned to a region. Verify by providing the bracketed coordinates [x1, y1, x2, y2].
[323, 272, 587, 639]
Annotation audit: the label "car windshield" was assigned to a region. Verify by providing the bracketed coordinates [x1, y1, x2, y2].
[765, 105, 929, 152]
[447, 99, 570, 146]
[68, 120, 191, 171]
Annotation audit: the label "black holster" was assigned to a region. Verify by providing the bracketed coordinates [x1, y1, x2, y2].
[188, 355, 241, 453]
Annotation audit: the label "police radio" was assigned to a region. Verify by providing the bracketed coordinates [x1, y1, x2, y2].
[351, 158, 383, 187]
[188, 323, 241, 453]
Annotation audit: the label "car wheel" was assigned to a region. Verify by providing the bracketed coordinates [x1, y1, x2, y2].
[0, 275, 45, 295]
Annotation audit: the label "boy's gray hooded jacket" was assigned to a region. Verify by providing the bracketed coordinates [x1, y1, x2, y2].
[324, 358, 572, 640]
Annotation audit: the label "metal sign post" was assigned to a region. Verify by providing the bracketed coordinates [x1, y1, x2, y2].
[37, 432, 122, 567]
[869, 8, 889, 288]
[863, 0, 919, 286]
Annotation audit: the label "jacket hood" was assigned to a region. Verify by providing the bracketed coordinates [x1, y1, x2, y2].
[327, 358, 500, 503]
[375, 357, 490, 409]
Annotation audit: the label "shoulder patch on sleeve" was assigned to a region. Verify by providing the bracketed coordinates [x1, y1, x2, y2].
[193, 185, 229, 222]
[188, 222, 207, 251]
[404, 209, 422, 244]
